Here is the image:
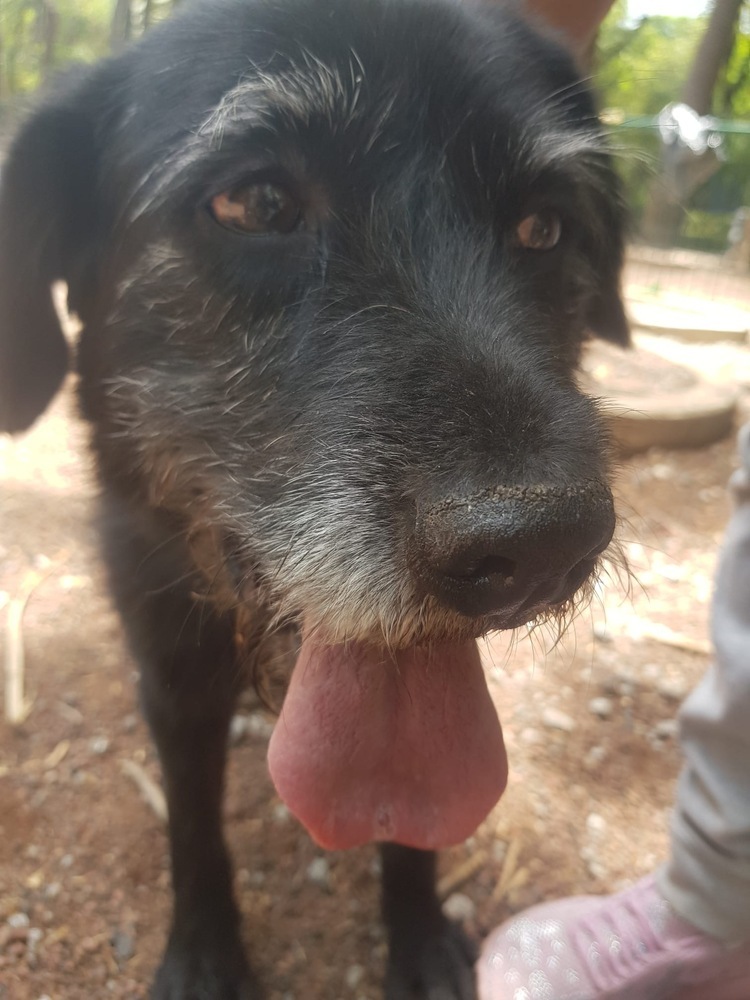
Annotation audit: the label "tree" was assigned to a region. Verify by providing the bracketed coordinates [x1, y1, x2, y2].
[110, 0, 132, 52]
[0, 0, 185, 99]
[641, 0, 746, 245]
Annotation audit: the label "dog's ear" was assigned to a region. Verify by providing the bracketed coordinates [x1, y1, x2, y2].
[585, 190, 631, 347]
[0, 78, 107, 433]
[586, 284, 630, 347]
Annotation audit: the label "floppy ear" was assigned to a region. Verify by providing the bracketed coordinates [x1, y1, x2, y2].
[584, 186, 631, 348]
[0, 87, 104, 433]
[587, 283, 630, 347]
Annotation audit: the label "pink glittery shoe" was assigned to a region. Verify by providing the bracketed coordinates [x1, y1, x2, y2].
[476, 874, 750, 1000]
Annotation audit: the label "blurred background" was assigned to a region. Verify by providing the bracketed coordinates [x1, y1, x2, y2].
[2, 0, 749, 260]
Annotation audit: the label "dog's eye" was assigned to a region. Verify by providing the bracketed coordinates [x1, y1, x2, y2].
[515, 210, 562, 251]
[210, 183, 301, 235]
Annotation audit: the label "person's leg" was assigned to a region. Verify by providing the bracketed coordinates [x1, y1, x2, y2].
[658, 424, 750, 943]
[477, 425, 750, 999]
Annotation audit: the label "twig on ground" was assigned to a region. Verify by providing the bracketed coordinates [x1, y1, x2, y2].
[437, 849, 488, 900]
[4, 559, 59, 725]
[120, 758, 168, 823]
[634, 618, 712, 656]
[491, 838, 524, 903]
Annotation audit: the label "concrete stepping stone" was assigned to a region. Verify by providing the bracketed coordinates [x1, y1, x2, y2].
[581, 339, 737, 453]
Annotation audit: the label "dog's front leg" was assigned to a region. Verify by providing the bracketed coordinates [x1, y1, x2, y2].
[104, 511, 261, 1000]
[145, 678, 259, 1000]
[380, 844, 477, 1000]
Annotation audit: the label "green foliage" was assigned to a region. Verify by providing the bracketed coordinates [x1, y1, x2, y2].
[597, 7, 707, 115]
[719, 26, 750, 116]
[0, 0, 180, 98]
[56, 0, 112, 64]
[1, 0, 111, 95]
[1, 0, 748, 252]
[681, 208, 734, 251]
[597, 1, 750, 251]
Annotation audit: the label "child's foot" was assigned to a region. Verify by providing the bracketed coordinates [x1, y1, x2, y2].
[477, 874, 750, 999]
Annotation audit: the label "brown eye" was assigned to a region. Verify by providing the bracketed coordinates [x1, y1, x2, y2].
[516, 209, 562, 250]
[210, 182, 301, 235]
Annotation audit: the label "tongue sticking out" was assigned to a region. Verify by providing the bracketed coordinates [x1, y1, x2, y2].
[267, 639, 507, 851]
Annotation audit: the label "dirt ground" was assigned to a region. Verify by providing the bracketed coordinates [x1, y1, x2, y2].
[1, 334, 748, 1000]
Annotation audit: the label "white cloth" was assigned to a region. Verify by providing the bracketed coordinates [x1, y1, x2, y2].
[659, 423, 750, 944]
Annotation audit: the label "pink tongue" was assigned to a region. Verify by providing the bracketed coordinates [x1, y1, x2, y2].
[267, 640, 507, 851]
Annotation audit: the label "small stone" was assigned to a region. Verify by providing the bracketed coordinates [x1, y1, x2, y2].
[593, 622, 612, 643]
[229, 715, 250, 744]
[586, 860, 607, 880]
[122, 714, 138, 733]
[588, 697, 614, 719]
[532, 798, 549, 819]
[519, 727, 542, 745]
[273, 802, 290, 824]
[89, 736, 110, 755]
[111, 929, 135, 962]
[657, 679, 689, 703]
[26, 869, 44, 890]
[230, 712, 274, 744]
[586, 813, 607, 835]
[601, 673, 635, 698]
[651, 463, 673, 481]
[443, 892, 476, 923]
[643, 662, 661, 681]
[583, 745, 606, 770]
[345, 964, 365, 989]
[246, 713, 274, 740]
[542, 707, 576, 732]
[8, 913, 30, 929]
[654, 719, 679, 740]
[306, 857, 330, 887]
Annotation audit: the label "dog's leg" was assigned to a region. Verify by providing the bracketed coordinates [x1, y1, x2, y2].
[103, 505, 261, 1000]
[381, 844, 476, 1000]
[144, 662, 259, 1000]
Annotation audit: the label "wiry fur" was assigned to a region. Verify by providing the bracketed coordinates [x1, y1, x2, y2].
[0, 0, 629, 997]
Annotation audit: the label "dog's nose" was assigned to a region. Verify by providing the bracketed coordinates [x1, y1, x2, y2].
[413, 482, 615, 619]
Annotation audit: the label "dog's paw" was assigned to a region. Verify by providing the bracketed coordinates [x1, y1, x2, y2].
[385, 920, 477, 1000]
[152, 938, 262, 1000]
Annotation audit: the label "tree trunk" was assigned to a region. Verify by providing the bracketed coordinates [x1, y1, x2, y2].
[681, 0, 743, 114]
[641, 0, 744, 247]
[111, 0, 132, 52]
[38, 1, 59, 80]
[0, 27, 5, 102]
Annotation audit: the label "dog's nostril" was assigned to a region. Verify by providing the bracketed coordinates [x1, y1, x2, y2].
[452, 554, 517, 583]
[566, 557, 596, 594]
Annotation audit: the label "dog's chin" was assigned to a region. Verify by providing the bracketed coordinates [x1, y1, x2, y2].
[272, 592, 586, 653]
[196, 522, 596, 661]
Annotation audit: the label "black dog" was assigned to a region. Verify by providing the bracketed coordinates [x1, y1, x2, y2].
[0, 0, 628, 996]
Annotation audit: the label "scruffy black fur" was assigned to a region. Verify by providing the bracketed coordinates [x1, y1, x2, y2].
[0, 0, 628, 996]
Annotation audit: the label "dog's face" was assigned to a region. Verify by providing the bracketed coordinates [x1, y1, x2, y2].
[0, 0, 627, 653]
